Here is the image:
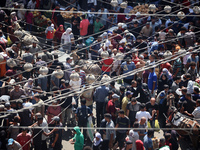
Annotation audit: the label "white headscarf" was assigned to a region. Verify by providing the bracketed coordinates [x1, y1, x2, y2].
[93, 132, 103, 146]
[62, 28, 72, 43]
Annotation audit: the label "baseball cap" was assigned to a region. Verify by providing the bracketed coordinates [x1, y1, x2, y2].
[52, 116, 60, 122]
[66, 57, 73, 61]
[125, 57, 132, 62]
[126, 140, 133, 145]
[126, 91, 133, 96]
[8, 138, 14, 146]
[112, 94, 120, 99]
[104, 113, 111, 119]
[131, 98, 137, 102]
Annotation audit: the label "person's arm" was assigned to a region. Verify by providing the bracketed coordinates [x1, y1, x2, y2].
[109, 133, 114, 148]
[185, 111, 194, 117]
[152, 81, 156, 94]
[51, 133, 59, 148]
[197, 60, 199, 73]
[156, 110, 159, 119]
[126, 109, 129, 117]
[173, 67, 180, 78]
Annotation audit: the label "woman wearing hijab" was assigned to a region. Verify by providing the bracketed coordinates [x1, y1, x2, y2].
[61, 28, 74, 54]
[161, 68, 173, 87]
[93, 132, 103, 150]
[23, 78, 34, 96]
[54, 25, 65, 46]
[157, 74, 169, 94]
[136, 140, 144, 150]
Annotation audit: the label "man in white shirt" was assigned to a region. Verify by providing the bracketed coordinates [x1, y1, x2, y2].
[135, 103, 154, 124]
[185, 99, 200, 124]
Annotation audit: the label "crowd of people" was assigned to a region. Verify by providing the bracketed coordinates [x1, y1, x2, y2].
[0, 0, 200, 150]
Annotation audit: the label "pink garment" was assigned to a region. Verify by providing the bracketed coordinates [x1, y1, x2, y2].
[80, 19, 90, 36]
[25, 12, 33, 24]
[47, 106, 61, 124]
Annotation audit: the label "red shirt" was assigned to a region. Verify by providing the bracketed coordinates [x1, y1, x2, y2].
[102, 58, 113, 72]
[80, 19, 90, 36]
[16, 133, 31, 150]
[47, 106, 61, 124]
[132, 56, 139, 64]
[160, 62, 171, 71]
[107, 99, 116, 120]
[117, 15, 126, 23]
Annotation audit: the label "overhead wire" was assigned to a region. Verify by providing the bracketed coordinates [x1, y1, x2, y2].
[0, 0, 198, 117]
[0, 45, 199, 118]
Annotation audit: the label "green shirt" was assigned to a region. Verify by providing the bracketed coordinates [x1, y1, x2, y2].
[94, 21, 103, 33]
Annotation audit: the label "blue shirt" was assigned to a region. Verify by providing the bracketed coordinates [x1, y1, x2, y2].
[94, 85, 109, 102]
[148, 72, 157, 90]
[121, 62, 136, 79]
[143, 135, 153, 150]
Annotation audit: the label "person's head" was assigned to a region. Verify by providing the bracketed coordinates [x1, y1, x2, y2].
[131, 98, 137, 105]
[96, 17, 100, 23]
[81, 14, 85, 19]
[112, 94, 120, 102]
[149, 54, 155, 62]
[81, 98, 86, 105]
[125, 57, 131, 64]
[59, 25, 64, 31]
[186, 93, 192, 100]
[133, 21, 138, 27]
[74, 65, 80, 72]
[161, 74, 167, 81]
[136, 36, 142, 43]
[14, 84, 20, 91]
[185, 73, 191, 80]
[196, 99, 200, 107]
[34, 93, 40, 102]
[194, 87, 200, 94]
[149, 67, 154, 73]
[24, 46, 29, 53]
[120, 86, 125, 94]
[95, 132, 102, 142]
[190, 62, 196, 70]
[181, 87, 187, 95]
[133, 122, 139, 128]
[164, 133, 171, 141]
[104, 113, 111, 122]
[140, 117, 146, 125]
[37, 115, 43, 125]
[21, 128, 27, 135]
[126, 91, 133, 98]
[52, 116, 60, 125]
[164, 84, 169, 92]
[118, 109, 125, 117]
[8, 138, 15, 147]
[175, 76, 181, 83]
[47, 21, 52, 26]
[66, 57, 72, 63]
[146, 22, 150, 28]
[131, 80, 137, 87]
[140, 103, 146, 111]
[13, 116, 19, 123]
[180, 27, 186, 34]
[125, 140, 133, 149]
[159, 138, 166, 147]
[32, 40, 37, 47]
[147, 129, 154, 137]
[150, 97, 156, 105]
[97, 36, 102, 42]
